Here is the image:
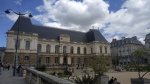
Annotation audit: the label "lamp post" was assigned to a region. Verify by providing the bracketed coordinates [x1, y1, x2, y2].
[5, 9, 32, 76]
[58, 36, 62, 65]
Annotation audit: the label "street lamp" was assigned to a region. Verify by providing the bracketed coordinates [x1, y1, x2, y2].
[5, 9, 33, 76]
[58, 36, 62, 65]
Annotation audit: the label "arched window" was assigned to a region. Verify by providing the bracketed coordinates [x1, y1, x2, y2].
[84, 47, 86, 54]
[46, 44, 50, 53]
[37, 44, 42, 53]
[55, 45, 59, 53]
[70, 46, 74, 54]
[63, 46, 67, 54]
[77, 47, 80, 54]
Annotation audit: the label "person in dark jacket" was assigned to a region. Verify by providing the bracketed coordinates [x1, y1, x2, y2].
[108, 77, 114, 84]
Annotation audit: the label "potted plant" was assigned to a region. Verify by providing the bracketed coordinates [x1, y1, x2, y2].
[74, 74, 99, 84]
[130, 48, 150, 84]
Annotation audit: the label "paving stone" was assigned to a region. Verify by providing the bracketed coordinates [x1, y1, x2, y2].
[0, 68, 27, 84]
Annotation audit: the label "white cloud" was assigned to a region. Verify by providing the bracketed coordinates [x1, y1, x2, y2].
[15, 0, 22, 5]
[6, 13, 18, 22]
[103, 0, 150, 44]
[34, 0, 110, 31]
[7, 0, 150, 44]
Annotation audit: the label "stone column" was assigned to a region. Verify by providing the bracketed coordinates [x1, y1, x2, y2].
[67, 57, 71, 65]
[59, 56, 63, 64]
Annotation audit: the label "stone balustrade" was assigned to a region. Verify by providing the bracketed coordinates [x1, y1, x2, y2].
[25, 68, 75, 84]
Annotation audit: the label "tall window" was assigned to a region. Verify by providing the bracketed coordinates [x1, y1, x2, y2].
[84, 47, 86, 54]
[55, 57, 58, 63]
[46, 57, 50, 63]
[71, 58, 74, 64]
[84, 58, 87, 63]
[39, 57, 41, 64]
[25, 41, 30, 50]
[24, 56, 29, 60]
[105, 47, 107, 54]
[77, 58, 81, 64]
[100, 46, 102, 53]
[70, 46, 74, 54]
[46, 44, 50, 53]
[91, 48, 93, 54]
[77, 47, 80, 54]
[37, 44, 42, 53]
[15, 40, 20, 50]
[55, 45, 59, 53]
[63, 46, 67, 54]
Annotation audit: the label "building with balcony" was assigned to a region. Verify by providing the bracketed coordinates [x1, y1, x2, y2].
[145, 33, 150, 49]
[110, 36, 143, 66]
[4, 16, 111, 67]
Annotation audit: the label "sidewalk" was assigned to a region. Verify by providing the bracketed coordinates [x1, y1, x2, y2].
[0, 68, 27, 84]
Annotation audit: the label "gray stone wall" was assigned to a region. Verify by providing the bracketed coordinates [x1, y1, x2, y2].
[26, 68, 75, 84]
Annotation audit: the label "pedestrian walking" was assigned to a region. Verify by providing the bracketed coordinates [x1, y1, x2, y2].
[17, 63, 21, 74]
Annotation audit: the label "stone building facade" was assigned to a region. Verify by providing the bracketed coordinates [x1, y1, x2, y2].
[0, 47, 6, 64]
[145, 33, 150, 63]
[145, 33, 150, 49]
[4, 16, 111, 67]
[110, 36, 143, 66]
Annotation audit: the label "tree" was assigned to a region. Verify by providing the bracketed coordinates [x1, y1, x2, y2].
[74, 55, 110, 84]
[91, 54, 109, 76]
[130, 48, 150, 79]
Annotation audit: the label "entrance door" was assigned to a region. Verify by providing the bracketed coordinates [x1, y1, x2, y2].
[63, 57, 67, 65]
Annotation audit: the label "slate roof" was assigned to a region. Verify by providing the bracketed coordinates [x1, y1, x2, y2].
[10, 16, 108, 43]
[110, 36, 143, 47]
[145, 33, 150, 40]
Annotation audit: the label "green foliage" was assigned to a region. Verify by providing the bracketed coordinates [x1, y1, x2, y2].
[130, 48, 150, 78]
[57, 73, 68, 78]
[91, 55, 109, 76]
[35, 65, 46, 72]
[74, 74, 100, 84]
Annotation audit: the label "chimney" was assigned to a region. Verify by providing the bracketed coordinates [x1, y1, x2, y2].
[122, 37, 126, 40]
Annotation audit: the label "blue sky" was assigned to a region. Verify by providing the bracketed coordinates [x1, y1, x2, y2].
[0, 0, 149, 47]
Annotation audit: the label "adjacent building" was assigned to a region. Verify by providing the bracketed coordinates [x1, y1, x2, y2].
[145, 33, 150, 63]
[145, 33, 150, 49]
[4, 16, 111, 67]
[0, 47, 6, 64]
[110, 36, 143, 66]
